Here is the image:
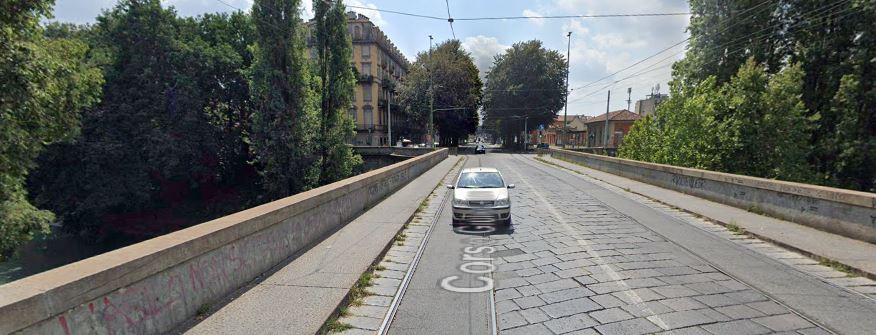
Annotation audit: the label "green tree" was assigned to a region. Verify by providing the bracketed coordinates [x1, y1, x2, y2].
[824, 0, 876, 191]
[621, 60, 814, 183]
[249, 0, 320, 198]
[673, 0, 783, 88]
[30, 0, 254, 239]
[482, 40, 566, 147]
[0, 0, 103, 257]
[398, 40, 483, 146]
[312, 0, 361, 183]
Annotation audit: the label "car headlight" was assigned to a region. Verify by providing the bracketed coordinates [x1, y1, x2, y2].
[494, 198, 510, 206]
[452, 198, 468, 207]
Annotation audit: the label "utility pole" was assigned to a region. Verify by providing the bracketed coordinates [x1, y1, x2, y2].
[604, 90, 611, 148]
[626, 87, 632, 111]
[563, 31, 571, 148]
[523, 116, 528, 152]
[428, 35, 434, 148]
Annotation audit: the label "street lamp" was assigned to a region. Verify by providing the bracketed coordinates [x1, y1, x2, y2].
[563, 31, 571, 148]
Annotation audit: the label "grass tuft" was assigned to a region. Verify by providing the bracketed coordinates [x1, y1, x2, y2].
[726, 222, 746, 235]
[819, 258, 858, 277]
[196, 303, 212, 319]
[747, 204, 766, 215]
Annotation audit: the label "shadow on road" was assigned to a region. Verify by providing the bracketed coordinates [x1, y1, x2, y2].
[451, 224, 514, 236]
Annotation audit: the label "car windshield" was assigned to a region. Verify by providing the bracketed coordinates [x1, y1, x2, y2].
[457, 172, 504, 188]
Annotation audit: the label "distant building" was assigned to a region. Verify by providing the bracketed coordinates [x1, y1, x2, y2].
[585, 110, 641, 148]
[531, 115, 590, 147]
[306, 12, 410, 146]
[634, 93, 668, 116]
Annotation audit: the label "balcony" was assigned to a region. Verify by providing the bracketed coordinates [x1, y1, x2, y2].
[357, 74, 374, 83]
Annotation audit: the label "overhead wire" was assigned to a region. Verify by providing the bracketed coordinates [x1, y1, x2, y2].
[567, 0, 857, 103]
[444, 0, 456, 39]
[566, 0, 779, 95]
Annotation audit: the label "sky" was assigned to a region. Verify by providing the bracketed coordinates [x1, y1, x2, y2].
[50, 0, 691, 117]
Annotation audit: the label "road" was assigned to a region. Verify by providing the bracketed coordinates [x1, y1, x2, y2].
[384, 152, 876, 335]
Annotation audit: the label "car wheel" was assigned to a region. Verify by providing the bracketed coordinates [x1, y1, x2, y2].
[452, 219, 463, 226]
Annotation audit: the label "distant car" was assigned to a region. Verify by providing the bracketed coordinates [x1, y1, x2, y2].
[537, 143, 550, 149]
[447, 168, 514, 226]
[474, 145, 486, 154]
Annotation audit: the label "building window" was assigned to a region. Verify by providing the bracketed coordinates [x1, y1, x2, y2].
[361, 62, 371, 76]
[363, 83, 372, 101]
[353, 25, 361, 40]
[363, 106, 373, 127]
[361, 45, 370, 58]
[349, 107, 357, 124]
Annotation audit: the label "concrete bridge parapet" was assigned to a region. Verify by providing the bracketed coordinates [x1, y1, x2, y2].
[0, 149, 448, 335]
[548, 148, 876, 244]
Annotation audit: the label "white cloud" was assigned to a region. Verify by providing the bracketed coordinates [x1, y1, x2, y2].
[562, 19, 589, 37]
[592, 33, 646, 49]
[522, 9, 545, 27]
[347, 0, 388, 28]
[461, 35, 510, 78]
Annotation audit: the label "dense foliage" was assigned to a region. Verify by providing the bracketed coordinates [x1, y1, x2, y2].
[248, 0, 320, 198]
[3, 0, 361, 255]
[0, 0, 103, 258]
[312, 0, 362, 183]
[482, 40, 567, 147]
[621, 0, 875, 192]
[398, 40, 483, 146]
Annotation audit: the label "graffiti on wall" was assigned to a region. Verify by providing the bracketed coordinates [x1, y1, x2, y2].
[671, 174, 705, 189]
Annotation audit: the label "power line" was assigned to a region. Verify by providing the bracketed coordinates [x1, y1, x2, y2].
[566, 0, 780, 95]
[444, 0, 456, 39]
[345, 4, 690, 22]
[346, 5, 445, 20]
[568, 0, 858, 103]
[454, 12, 691, 21]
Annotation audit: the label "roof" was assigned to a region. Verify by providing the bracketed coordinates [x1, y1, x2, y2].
[554, 115, 588, 123]
[461, 167, 499, 173]
[584, 110, 641, 124]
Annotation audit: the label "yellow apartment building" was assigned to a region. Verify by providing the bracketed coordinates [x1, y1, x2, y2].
[307, 12, 410, 146]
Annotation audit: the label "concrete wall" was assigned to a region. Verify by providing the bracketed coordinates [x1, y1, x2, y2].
[352, 146, 435, 157]
[549, 149, 876, 244]
[0, 149, 448, 335]
[353, 146, 436, 172]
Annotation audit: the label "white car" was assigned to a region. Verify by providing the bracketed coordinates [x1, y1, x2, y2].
[447, 167, 514, 226]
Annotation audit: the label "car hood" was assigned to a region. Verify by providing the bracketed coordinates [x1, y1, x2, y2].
[454, 188, 509, 201]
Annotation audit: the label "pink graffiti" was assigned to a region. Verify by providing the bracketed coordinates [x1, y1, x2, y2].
[47, 224, 295, 334]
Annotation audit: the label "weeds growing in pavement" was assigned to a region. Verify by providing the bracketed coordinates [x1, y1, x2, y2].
[726, 222, 746, 235]
[819, 258, 858, 277]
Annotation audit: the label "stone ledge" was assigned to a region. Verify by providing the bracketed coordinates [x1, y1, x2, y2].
[552, 149, 875, 209]
[0, 149, 448, 335]
[548, 149, 876, 244]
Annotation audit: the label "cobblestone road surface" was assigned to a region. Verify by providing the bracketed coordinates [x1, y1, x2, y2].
[360, 152, 876, 335]
[485, 154, 834, 335]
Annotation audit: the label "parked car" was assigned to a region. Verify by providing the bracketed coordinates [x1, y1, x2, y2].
[536, 143, 550, 149]
[447, 168, 514, 226]
[474, 145, 486, 154]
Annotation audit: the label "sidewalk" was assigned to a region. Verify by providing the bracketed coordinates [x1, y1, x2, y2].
[178, 157, 457, 335]
[536, 154, 876, 280]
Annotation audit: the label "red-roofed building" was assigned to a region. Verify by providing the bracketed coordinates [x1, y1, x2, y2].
[584, 110, 641, 148]
[530, 115, 591, 146]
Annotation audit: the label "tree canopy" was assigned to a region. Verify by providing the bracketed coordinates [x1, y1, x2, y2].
[0, 0, 103, 258]
[15, 0, 361, 256]
[622, 0, 875, 192]
[398, 39, 482, 146]
[482, 40, 567, 147]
